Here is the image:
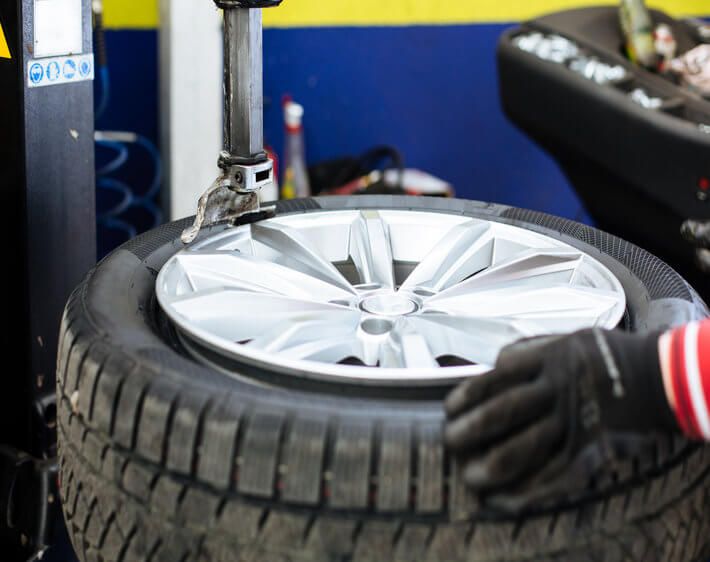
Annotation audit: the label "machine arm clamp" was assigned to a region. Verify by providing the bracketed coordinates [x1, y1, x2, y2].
[214, 0, 283, 8]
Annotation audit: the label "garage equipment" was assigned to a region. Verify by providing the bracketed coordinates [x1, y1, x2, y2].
[497, 7, 710, 299]
[181, 0, 282, 244]
[52, 0, 710, 558]
[619, 0, 657, 68]
[0, 0, 95, 559]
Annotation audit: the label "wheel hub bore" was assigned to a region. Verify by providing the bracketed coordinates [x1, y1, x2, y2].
[359, 293, 419, 317]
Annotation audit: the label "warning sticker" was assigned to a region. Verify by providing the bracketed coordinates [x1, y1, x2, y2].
[27, 53, 93, 88]
[0, 19, 10, 59]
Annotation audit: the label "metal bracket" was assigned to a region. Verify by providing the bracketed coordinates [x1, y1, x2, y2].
[228, 158, 274, 193]
[0, 447, 58, 561]
[181, 158, 276, 244]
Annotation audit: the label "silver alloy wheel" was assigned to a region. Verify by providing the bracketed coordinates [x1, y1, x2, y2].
[156, 209, 626, 384]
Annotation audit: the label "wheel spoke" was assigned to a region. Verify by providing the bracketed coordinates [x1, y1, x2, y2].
[169, 290, 357, 342]
[251, 222, 355, 292]
[431, 248, 584, 300]
[401, 221, 494, 291]
[278, 336, 365, 363]
[245, 313, 361, 354]
[379, 321, 439, 369]
[407, 314, 529, 366]
[173, 251, 356, 302]
[349, 211, 395, 288]
[426, 284, 624, 332]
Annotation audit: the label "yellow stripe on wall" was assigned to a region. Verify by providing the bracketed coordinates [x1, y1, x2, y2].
[264, 0, 707, 27]
[103, 0, 707, 29]
[103, 0, 158, 29]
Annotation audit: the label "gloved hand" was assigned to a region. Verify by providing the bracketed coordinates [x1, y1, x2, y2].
[681, 219, 710, 273]
[444, 329, 676, 512]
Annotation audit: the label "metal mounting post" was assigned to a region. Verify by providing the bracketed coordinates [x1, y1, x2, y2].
[224, 8, 265, 162]
[182, 0, 283, 244]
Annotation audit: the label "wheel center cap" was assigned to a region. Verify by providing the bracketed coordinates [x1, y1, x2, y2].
[360, 293, 418, 316]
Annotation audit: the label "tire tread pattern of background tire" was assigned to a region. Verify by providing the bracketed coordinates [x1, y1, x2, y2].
[57, 197, 710, 562]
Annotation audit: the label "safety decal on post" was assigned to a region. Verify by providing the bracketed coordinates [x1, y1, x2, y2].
[0, 19, 10, 59]
[27, 53, 94, 88]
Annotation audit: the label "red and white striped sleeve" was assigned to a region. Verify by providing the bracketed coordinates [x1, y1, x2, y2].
[659, 320, 710, 441]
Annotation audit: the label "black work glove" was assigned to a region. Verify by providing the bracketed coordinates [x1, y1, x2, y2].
[681, 219, 710, 273]
[444, 329, 677, 512]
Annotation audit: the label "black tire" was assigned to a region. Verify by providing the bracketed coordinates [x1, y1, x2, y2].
[57, 196, 710, 562]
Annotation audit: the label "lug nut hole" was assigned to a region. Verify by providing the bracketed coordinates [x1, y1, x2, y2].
[414, 288, 436, 297]
[361, 318, 394, 335]
[355, 283, 382, 292]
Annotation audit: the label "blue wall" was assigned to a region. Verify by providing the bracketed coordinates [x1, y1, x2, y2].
[263, 24, 585, 218]
[99, 31, 159, 141]
[100, 24, 588, 229]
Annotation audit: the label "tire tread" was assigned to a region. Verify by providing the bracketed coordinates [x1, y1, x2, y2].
[57, 199, 710, 561]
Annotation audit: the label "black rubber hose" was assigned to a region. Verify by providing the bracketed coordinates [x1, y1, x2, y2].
[93, 2, 108, 69]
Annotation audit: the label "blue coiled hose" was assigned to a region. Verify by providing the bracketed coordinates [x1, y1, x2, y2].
[95, 74, 163, 250]
[96, 132, 164, 231]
